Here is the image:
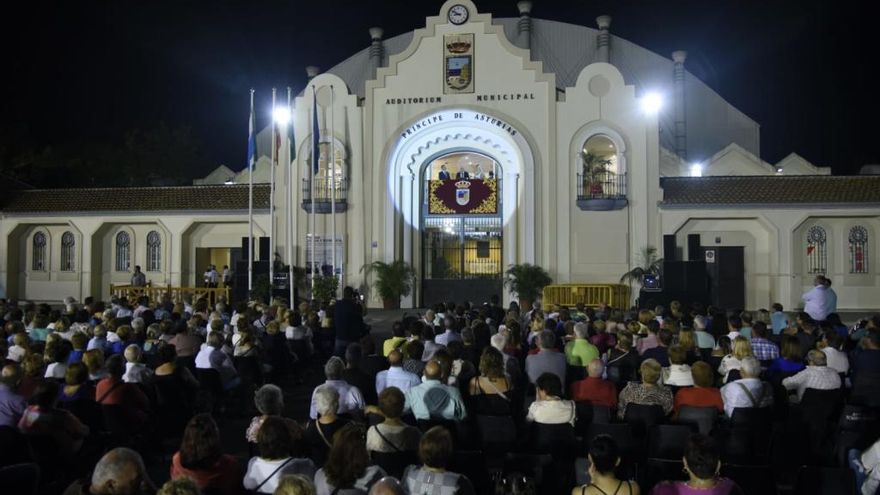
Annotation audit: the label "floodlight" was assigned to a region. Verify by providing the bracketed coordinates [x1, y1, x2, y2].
[690, 162, 703, 177]
[273, 106, 291, 125]
[640, 92, 663, 115]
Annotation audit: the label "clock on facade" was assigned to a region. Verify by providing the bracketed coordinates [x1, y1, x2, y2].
[448, 4, 469, 25]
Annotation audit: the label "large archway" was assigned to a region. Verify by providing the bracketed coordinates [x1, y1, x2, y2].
[383, 108, 536, 306]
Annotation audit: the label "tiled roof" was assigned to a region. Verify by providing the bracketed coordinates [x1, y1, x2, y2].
[1, 184, 271, 213]
[661, 176, 880, 207]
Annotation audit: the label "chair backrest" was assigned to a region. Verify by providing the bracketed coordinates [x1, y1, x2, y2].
[0, 426, 31, 467]
[800, 388, 843, 416]
[721, 463, 777, 495]
[533, 422, 577, 458]
[624, 403, 666, 437]
[370, 450, 416, 479]
[101, 404, 131, 435]
[794, 466, 856, 495]
[641, 458, 685, 492]
[586, 423, 637, 464]
[0, 463, 40, 495]
[729, 406, 773, 429]
[449, 450, 490, 494]
[196, 368, 224, 393]
[647, 424, 695, 460]
[475, 414, 517, 450]
[676, 406, 718, 435]
[725, 369, 742, 383]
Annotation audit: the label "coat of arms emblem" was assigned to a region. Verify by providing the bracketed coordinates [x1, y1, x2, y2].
[455, 180, 471, 205]
[443, 34, 474, 94]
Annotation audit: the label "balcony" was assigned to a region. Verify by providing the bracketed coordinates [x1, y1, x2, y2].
[302, 177, 348, 213]
[576, 171, 628, 211]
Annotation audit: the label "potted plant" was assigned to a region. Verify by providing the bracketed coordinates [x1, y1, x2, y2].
[581, 151, 612, 196]
[361, 260, 416, 309]
[504, 263, 553, 310]
[619, 246, 663, 296]
[312, 274, 339, 305]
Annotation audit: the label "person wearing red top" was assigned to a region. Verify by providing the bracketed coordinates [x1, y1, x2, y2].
[170, 413, 244, 495]
[570, 359, 618, 409]
[95, 355, 150, 430]
[673, 361, 724, 415]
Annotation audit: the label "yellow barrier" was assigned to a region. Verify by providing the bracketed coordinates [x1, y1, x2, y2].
[110, 284, 230, 303]
[541, 284, 630, 310]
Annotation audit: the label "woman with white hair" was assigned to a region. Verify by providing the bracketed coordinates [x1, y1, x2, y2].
[303, 384, 349, 466]
[308, 357, 365, 419]
[246, 384, 303, 444]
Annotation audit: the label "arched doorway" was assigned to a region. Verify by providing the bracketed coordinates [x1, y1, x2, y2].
[420, 151, 503, 305]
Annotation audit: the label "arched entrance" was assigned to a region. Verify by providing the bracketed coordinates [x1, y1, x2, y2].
[383, 108, 536, 307]
[420, 151, 503, 305]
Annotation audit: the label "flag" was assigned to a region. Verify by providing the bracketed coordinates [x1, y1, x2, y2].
[246, 97, 256, 172]
[311, 89, 320, 175]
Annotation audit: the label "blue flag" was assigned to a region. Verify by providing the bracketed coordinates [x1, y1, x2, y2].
[311, 89, 320, 175]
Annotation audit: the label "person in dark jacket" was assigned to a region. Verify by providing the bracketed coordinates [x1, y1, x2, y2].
[333, 287, 369, 357]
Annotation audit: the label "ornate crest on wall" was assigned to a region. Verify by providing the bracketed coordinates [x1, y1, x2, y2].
[444, 33, 474, 94]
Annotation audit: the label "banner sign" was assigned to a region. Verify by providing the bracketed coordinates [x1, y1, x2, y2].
[428, 179, 498, 215]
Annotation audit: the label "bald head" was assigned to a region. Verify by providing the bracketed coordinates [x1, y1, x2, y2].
[424, 360, 441, 380]
[369, 476, 405, 495]
[91, 447, 154, 495]
[587, 359, 605, 378]
[388, 349, 403, 367]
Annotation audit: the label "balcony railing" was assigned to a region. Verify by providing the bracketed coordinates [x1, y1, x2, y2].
[302, 177, 349, 213]
[576, 171, 628, 211]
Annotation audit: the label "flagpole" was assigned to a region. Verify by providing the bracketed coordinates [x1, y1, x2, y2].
[310, 85, 317, 295]
[330, 85, 337, 295]
[286, 87, 295, 307]
[269, 88, 277, 300]
[247, 89, 255, 295]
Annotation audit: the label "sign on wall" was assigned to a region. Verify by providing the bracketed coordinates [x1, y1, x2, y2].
[304, 235, 344, 277]
[428, 179, 498, 215]
[444, 33, 474, 94]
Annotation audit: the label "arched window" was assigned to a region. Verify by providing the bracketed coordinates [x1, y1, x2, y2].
[146, 230, 161, 272]
[61, 231, 75, 271]
[849, 226, 869, 274]
[32, 232, 47, 271]
[806, 226, 827, 274]
[115, 231, 130, 272]
[309, 140, 348, 202]
[579, 134, 625, 201]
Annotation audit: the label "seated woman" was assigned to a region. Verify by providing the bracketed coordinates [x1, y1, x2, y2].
[717, 337, 753, 384]
[314, 423, 386, 494]
[304, 385, 350, 467]
[606, 333, 640, 388]
[617, 359, 674, 419]
[244, 416, 316, 494]
[650, 434, 743, 495]
[18, 380, 90, 457]
[673, 361, 724, 416]
[95, 354, 151, 431]
[402, 340, 426, 377]
[170, 413, 244, 495]
[246, 384, 302, 444]
[43, 339, 71, 379]
[154, 343, 199, 436]
[527, 372, 576, 426]
[676, 329, 701, 365]
[366, 387, 422, 454]
[708, 336, 731, 375]
[468, 347, 514, 416]
[403, 426, 477, 495]
[663, 345, 694, 387]
[57, 362, 101, 431]
[82, 349, 107, 383]
[766, 335, 806, 381]
[572, 434, 641, 495]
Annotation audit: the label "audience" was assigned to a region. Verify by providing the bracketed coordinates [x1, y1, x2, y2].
[673, 361, 724, 415]
[0, 363, 27, 427]
[308, 356, 365, 420]
[304, 385, 349, 467]
[366, 387, 421, 454]
[244, 416, 316, 494]
[717, 336, 752, 384]
[650, 434, 742, 495]
[565, 322, 600, 367]
[404, 360, 467, 421]
[617, 359, 673, 419]
[526, 330, 566, 384]
[467, 346, 514, 415]
[572, 434, 640, 495]
[402, 426, 476, 494]
[170, 413, 243, 495]
[527, 372, 576, 426]
[375, 350, 420, 395]
[314, 423, 386, 494]
[662, 345, 694, 387]
[781, 349, 842, 402]
[719, 356, 773, 417]
[570, 359, 618, 408]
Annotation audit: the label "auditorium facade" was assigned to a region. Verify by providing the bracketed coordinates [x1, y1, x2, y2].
[2, 0, 879, 311]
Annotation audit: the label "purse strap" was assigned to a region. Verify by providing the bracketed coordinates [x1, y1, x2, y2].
[371, 425, 403, 452]
[254, 457, 293, 492]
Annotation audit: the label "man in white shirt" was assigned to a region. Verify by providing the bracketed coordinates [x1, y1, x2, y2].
[376, 350, 421, 395]
[404, 360, 467, 421]
[802, 276, 831, 321]
[122, 345, 154, 384]
[720, 357, 774, 417]
[820, 331, 850, 375]
[434, 318, 462, 347]
[195, 332, 239, 390]
[309, 356, 365, 419]
[782, 349, 842, 402]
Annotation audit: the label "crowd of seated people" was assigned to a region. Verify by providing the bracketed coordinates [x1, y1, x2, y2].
[1, 293, 880, 494]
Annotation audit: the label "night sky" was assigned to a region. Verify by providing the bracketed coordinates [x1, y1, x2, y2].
[3, 0, 877, 180]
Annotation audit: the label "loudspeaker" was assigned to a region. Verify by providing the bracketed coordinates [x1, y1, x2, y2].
[663, 234, 678, 262]
[662, 261, 686, 292]
[702, 246, 745, 310]
[687, 234, 701, 261]
[684, 260, 708, 294]
[259, 237, 270, 261]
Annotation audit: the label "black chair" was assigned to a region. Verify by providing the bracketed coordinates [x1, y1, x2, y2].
[676, 406, 718, 435]
[851, 371, 880, 408]
[725, 407, 773, 463]
[101, 404, 135, 448]
[0, 426, 31, 468]
[0, 463, 40, 495]
[233, 355, 264, 387]
[503, 452, 555, 494]
[623, 403, 666, 439]
[725, 369, 742, 384]
[574, 402, 612, 435]
[370, 450, 417, 479]
[647, 424, 694, 460]
[834, 404, 880, 466]
[450, 450, 491, 493]
[721, 463, 777, 495]
[475, 415, 517, 454]
[798, 388, 845, 462]
[196, 368, 225, 413]
[641, 458, 685, 492]
[532, 422, 578, 460]
[793, 466, 856, 495]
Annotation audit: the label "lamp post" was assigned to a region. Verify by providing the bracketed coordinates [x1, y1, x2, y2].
[635, 91, 663, 306]
[271, 104, 291, 300]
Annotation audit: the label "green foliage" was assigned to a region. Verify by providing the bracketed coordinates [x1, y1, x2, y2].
[312, 275, 339, 304]
[619, 246, 664, 287]
[361, 260, 416, 302]
[504, 263, 553, 303]
[581, 151, 613, 181]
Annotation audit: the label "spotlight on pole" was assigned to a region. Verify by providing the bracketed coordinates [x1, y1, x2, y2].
[273, 106, 291, 125]
[640, 91, 663, 115]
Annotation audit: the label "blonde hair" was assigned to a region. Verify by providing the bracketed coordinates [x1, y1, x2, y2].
[678, 329, 696, 352]
[274, 474, 316, 495]
[640, 358, 662, 385]
[638, 310, 655, 325]
[732, 336, 753, 360]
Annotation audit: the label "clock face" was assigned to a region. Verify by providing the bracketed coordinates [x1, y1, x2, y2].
[448, 4, 469, 25]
